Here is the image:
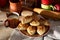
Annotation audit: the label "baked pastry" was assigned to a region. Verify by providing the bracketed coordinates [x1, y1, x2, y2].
[21, 10, 33, 17]
[30, 20, 40, 26]
[18, 23, 28, 30]
[27, 26, 36, 35]
[44, 21, 50, 26]
[37, 26, 46, 35]
[19, 16, 33, 24]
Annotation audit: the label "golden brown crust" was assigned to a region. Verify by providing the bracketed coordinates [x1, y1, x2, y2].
[37, 26, 46, 35]
[27, 26, 36, 35]
[19, 16, 33, 24]
[18, 23, 29, 30]
[22, 16, 33, 24]
[30, 20, 40, 26]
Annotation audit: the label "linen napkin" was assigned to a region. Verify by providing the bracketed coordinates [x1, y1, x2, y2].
[48, 20, 60, 39]
[9, 29, 43, 40]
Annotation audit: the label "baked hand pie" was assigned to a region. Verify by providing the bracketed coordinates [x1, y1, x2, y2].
[21, 10, 33, 17]
[44, 21, 50, 26]
[37, 26, 46, 35]
[30, 20, 40, 26]
[18, 23, 29, 30]
[19, 16, 33, 24]
[27, 26, 36, 35]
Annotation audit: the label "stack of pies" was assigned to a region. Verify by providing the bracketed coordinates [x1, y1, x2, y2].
[17, 10, 50, 37]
